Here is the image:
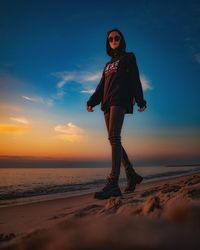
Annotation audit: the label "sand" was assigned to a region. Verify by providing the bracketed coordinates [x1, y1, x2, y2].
[1, 171, 200, 250]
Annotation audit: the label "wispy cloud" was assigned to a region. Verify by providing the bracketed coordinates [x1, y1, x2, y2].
[56, 74, 74, 89]
[83, 72, 101, 82]
[140, 74, 153, 91]
[22, 96, 42, 102]
[80, 89, 95, 94]
[10, 117, 29, 124]
[54, 122, 84, 142]
[22, 96, 54, 107]
[55, 122, 84, 135]
[50, 70, 102, 99]
[53, 71, 102, 89]
[0, 72, 54, 108]
[0, 124, 30, 133]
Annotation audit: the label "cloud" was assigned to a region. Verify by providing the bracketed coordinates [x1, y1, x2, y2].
[140, 74, 153, 91]
[0, 72, 54, 108]
[52, 71, 102, 89]
[0, 124, 30, 133]
[51, 70, 102, 99]
[54, 122, 84, 142]
[56, 74, 75, 88]
[10, 117, 29, 124]
[55, 122, 84, 135]
[83, 72, 101, 82]
[80, 89, 95, 94]
[22, 96, 41, 102]
[22, 96, 54, 107]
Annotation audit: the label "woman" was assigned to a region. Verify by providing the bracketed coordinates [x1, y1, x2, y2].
[87, 28, 147, 199]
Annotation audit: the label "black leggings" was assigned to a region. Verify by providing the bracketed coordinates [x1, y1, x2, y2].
[104, 105, 135, 182]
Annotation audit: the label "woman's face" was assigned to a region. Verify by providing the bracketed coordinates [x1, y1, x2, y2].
[108, 31, 121, 50]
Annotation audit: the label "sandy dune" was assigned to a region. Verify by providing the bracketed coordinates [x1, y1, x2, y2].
[1, 171, 200, 249]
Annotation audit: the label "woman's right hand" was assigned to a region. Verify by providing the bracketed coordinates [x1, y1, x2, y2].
[138, 106, 146, 112]
[87, 106, 94, 112]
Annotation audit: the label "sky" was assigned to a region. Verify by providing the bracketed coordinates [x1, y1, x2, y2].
[0, 0, 200, 166]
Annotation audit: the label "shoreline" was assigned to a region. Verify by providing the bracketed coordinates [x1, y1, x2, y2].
[1, 170, 200, 249]
[1, 167, 199, 209]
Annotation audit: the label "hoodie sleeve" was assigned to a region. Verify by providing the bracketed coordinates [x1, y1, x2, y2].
[127, 52, 147, 108]
[86, 65, 107, 107]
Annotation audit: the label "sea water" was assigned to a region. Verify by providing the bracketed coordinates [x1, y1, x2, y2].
[0, 165, 199, 207]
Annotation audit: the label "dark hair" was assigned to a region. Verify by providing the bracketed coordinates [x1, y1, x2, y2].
[106, 28, 126, 57]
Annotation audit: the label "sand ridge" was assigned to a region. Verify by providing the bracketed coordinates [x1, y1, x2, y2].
[1, 172, 200, 249]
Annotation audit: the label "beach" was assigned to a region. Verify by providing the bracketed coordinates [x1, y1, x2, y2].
[1, 171, 200, 250]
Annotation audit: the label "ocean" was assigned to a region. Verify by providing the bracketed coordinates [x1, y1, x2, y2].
[0, 165, 200, 208]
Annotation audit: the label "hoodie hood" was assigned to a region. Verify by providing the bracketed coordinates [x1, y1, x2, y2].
[106, 28, 126, 58]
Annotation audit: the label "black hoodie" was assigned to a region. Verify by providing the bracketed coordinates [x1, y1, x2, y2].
[87, 52, 146, 113]
[87, 32, 147, 114]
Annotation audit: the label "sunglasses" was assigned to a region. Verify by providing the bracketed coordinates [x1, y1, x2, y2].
[108, 35, 121, 43]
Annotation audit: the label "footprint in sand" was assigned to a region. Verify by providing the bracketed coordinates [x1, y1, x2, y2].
[187, 188, 200, 199]
[161, 185, 181, 194]
[184, 176, 200, 186]
[140, 187, 159, 197]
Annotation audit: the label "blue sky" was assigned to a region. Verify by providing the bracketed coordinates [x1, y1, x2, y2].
[0, 0, 200, 165]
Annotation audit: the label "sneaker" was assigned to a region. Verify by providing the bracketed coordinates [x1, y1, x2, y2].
[94, 177, 122, 200]
[124, 173, 143, 193]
